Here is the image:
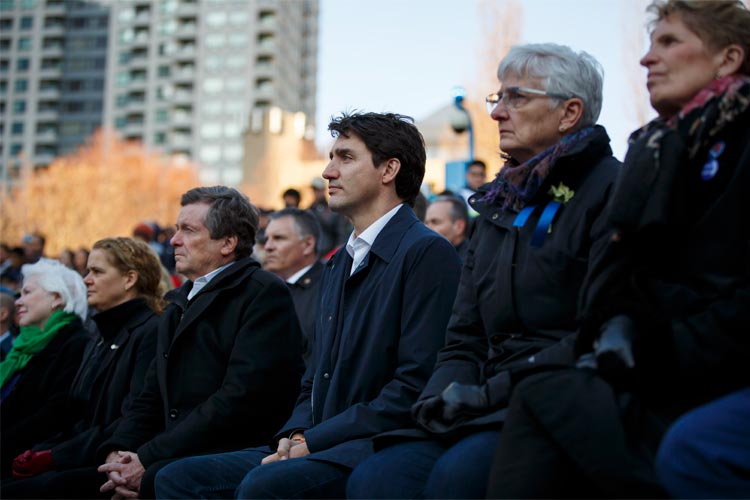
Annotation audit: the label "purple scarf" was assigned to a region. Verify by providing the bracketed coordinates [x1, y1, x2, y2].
[482, 126, 595, 211]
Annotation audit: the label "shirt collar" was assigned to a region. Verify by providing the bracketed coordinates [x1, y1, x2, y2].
[187, 261, 234, 301]
[346, 203, 403, 274]
[286, 263, 314, 285]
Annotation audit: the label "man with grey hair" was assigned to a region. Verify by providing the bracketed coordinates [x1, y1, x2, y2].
[263, 208, 324, 362]
[425, 195, 469, 261]
[96, 186, 304, 499]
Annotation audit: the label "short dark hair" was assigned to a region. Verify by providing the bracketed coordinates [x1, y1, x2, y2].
[180, 186, 260, 259]
[283, 188, 301, 204]
[328, 112, 426, 207]
[269, 208, 322, 256]
[468, 160, 487, 172]
[432, 195, 469, 223]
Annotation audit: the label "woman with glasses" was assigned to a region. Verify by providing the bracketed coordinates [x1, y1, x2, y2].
[346, 43, 620, 499]
[486, 1, 750, 497]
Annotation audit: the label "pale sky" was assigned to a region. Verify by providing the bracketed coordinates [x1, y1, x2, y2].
[315, 0, 656, 161]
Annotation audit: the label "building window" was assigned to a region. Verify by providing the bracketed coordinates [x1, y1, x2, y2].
[202, 78, 223, 94]
[157, 65, 170, 77]
[18, 38, 32, 51]
[205, 11, 226, 26]
[155, 108, 168, 122]
[10, 144, 23, 156]
[154, 131, 166, 144]
[15, 79, 28, 92]
[200, 123, 221, 139]
[0, 80, 6, 92]
[12, 122, 24, 135]
[21, 0, 36, 9]
[204, 33, 224, 49]
[199, 145, 221, 162]
[13, 100, 26, 113]
[16, 58, 30, 71]
[20, 16, 33, 29]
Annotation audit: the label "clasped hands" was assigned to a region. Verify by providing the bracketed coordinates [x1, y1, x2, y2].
[261, 433, 310, 464]
[97, 450, 144, 499]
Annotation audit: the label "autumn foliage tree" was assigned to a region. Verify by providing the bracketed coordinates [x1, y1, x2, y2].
[467, 0, 523, 175]
[0, 129, 200, 256]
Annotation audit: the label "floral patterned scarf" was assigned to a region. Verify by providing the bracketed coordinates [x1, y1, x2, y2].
[481, 126, 596, 212]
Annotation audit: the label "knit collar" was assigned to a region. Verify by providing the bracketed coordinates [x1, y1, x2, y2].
[92, 298, 148, 341]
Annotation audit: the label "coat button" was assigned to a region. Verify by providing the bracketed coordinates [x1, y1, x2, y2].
[491, 213, 499, 220]
[169, 409, 179, 419]
[327, 315, 332, 321]
[163, 352, 168, 359]
[323, 372, 330, 379]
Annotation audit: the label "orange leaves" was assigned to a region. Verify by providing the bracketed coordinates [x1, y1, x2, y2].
[1, 129, 200, 256]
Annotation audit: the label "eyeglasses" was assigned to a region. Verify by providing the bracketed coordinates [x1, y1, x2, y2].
[485, 87, 571, 114]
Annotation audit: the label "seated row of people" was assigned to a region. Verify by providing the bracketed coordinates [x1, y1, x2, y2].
[1, 1, 748, 497]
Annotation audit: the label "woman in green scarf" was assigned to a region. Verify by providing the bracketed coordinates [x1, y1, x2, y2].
[0, 258, 89, 476]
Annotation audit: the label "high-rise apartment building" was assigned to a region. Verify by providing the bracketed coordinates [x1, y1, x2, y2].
[0, 0, 318, 186]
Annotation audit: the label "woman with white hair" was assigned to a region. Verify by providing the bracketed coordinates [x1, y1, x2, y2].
[0, 258, 89, 475]
[346, 43, 620, 499]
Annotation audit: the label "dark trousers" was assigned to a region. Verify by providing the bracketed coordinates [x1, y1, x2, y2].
[346, 430, 499, 499]
[154, 446, 351, 499]
[1, 467, 108, 499]
[656, 388, 750, 499]
[1, 458, 175, 500]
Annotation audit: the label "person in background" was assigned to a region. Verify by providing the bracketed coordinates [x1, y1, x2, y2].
[424, 195, 469, 261]
[458, 160, 487, 208]
[154, 112, 462, 499]
[2, 237, 164, 499]
[22, 233, 45, 264]
[0, 259, 89, 475]
[263, 208, 323, 364]
[282, 188, 302, 208]
[486, 1, 750, 497]
[347, 43, 619, 499]
[308, 176, 351, 257]
[0, 247, 25, 291]
[0, 291, 16, 361]
[58, 249, 75, 270]
[73, 248, 89, 278]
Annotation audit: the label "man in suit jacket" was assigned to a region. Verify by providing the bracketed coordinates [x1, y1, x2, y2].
[154, 112, 462, 499]
[263, 207, 324, 363]
[96, 186, 304, 499]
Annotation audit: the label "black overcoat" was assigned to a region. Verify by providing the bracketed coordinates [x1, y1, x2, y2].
[44, 299, 159, 468]
[409, 126, 621, 436]
[98, 258, 304, 467]
[1, 319, 89, 468]
[288, 260, 324, 363]
[276, 205, 462, 468]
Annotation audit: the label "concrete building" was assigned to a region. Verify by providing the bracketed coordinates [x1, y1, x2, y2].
[1, 0, 318, 187]
[0, 0, 109, 179]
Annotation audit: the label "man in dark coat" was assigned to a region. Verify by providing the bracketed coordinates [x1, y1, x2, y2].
[95, 186, 304, 499]
[153, 112, 462, 499]
[262, 207, 324, 363]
